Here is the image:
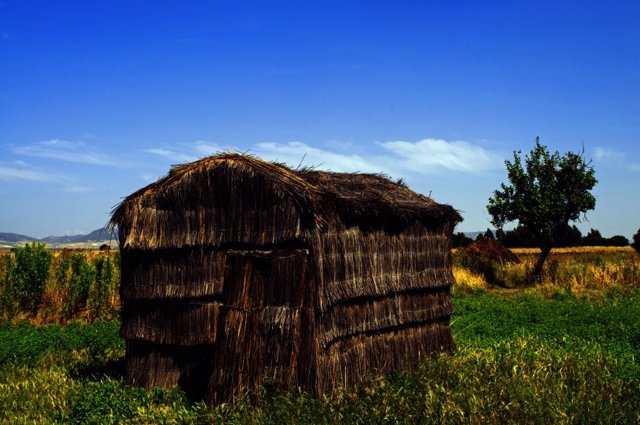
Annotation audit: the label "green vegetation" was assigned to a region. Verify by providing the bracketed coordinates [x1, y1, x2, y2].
[0, 321, 122, 370]
[0, 247, 639, 423]
[3, 243, 53, 316]
[487, 138, 597, 279]
[0, 248, 120, 323]
[452, 226, 631, 249]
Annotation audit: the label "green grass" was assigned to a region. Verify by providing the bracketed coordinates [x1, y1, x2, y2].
[0, 320, 123, 371]
[451, 288, 640, 352]
[1, 289, 639, 424]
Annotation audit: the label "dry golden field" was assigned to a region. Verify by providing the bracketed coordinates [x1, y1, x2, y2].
[453, 245, 640, 293]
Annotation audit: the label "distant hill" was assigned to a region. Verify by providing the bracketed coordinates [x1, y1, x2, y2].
[0, 227, 118, 248]
[0, 232, 38, 243]
[40, 228, 116, 244]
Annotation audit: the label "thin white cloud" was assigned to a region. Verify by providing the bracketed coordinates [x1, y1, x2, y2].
[254, 141, 379, 173]
[193, 140, 224, 156]
[594, 147, 625, 162]
[630, 163, 640, 172]
[14, 139, 119, 166]
[143, 138, 499, 178]
[143, 148, 197, 163]
[60, 185, 91, 193]
[0, 161, 92, 192]
[379, 139, 498, 173]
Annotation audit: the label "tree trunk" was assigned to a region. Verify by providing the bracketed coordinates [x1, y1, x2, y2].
[532, 246, 552, 283]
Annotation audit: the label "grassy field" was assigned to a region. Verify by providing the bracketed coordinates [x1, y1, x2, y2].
[0, 247, 639, 424]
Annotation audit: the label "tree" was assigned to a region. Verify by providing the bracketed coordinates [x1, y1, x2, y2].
[556, 224, 582, 247]
[502, 225, 537, 248]
[606, 235, 630, 247]
[632, 228, 640, 253]
[452, 232, 473, 248]
[582, 228, 605, 246]
[487, 138, 597, 281]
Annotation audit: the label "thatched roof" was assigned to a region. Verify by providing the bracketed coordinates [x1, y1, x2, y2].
[111, 153, 461, 249]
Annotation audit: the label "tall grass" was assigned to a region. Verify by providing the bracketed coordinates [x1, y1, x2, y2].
[0, 248, 120, 323]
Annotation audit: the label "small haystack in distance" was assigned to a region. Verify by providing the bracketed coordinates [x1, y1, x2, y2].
[111, 153, 462, 403]
[461, 238, 521, 264]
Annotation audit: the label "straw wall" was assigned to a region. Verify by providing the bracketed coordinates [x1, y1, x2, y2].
[125, 340, 213, 400]
[310, 220, 456, 393]
[120, 245, 315, 404]
[206, 248, 311, 403]
[315, 320, 454, 393]
[113, 153, 461, 404]
[312, 224, 454, 311]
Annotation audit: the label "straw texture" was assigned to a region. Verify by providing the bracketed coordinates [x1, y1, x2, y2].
[111, 152, 461, 404]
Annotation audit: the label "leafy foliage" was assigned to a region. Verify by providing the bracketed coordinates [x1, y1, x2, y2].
[0, 254, 17, 320]
[488, 138, 597, 278]
[501, 225, 629, 248]
[633, 228, 640, 253]
[9, 243, 53, 313]
[61, 253, 96, 320]
[89, 255, 115, 320]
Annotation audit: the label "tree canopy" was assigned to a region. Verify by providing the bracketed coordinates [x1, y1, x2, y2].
[487, 138, 597, 280]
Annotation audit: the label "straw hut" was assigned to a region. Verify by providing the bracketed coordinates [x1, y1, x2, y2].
[111, 153, 462, 403]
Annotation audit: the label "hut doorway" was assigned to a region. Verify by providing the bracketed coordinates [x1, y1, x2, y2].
[208, 247, 312, 402]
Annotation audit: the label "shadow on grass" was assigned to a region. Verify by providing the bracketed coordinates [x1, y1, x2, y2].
[71, 357, 125, 380]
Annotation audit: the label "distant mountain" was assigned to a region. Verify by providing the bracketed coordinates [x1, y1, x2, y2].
[40, 228, 116, 244]
[0, 232, 38, 243]
[463, 231, 484, 240]
[0, 227, 118, 246]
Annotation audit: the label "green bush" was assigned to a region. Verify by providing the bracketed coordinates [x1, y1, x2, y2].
[89, 255, 115, 320]
[0, 254, 17, 321]
[11, 243, 52, 314]
[68, 253, 96, 318]
[54, 252, 97, 320]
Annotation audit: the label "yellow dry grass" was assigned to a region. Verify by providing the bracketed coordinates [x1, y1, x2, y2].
[452, 267, 488, 290]
[453, 245, 640, 293]
[511, 246, 635, 255]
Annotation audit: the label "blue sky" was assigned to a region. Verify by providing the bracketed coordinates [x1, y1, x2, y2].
[1, 1, 639, 239]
